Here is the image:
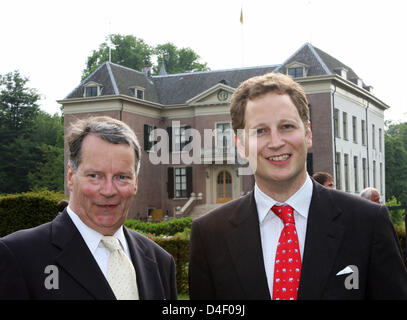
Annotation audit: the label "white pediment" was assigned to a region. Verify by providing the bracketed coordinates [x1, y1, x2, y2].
[186, 83, 235, 106]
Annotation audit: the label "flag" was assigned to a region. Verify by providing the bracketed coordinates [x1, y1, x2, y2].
[240, 7, 243, 24]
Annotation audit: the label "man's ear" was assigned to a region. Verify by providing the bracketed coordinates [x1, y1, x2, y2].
[306, 122, 313, 149]
[133, 176, 138, 196]
[67, 164, 74, 192]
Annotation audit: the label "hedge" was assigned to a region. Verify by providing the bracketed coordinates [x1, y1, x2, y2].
[147, 231, 190, 294]
[1, 191, 406, 296]
[125, 217, 192, 236]
[0, 190, 64, 237]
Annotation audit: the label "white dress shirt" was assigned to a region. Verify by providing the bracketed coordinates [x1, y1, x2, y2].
[255, 175, 313, 298]
[66, 206, 132, 281]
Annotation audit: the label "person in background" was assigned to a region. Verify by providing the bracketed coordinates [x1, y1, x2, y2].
[0, 116, 177, 300]
[57, 199, 69, 215]
[312, 172, 334, 189]
[360, 187, 381, 204]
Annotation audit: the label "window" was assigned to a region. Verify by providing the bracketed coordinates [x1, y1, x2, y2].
[174, 126, 188, 152]
[372, 124, 376, 150]
[288, 67, 303, 78]
[344, 153, 349, 191]
[362, 158, 367, 189]
[167, 125, 192, 153]
[167, 167, 192, 199]
[83, 82, 102, 97]
[335, 152, 341, 190]
[130, 87, 144, 99]
[354, 156, 359, 193]
[85, 86, 98, 97]
[361, 120, 366, 145]
[379, 128, 382, 152]
[380, 162, 383, 194]
[175, 168, 187, 198]
[334, 109, 340, 138]
[373, 160, 377, 188]
[343, 112, 348, 140]
[216, 123, 232, 152]
[352, 116, 357, 143]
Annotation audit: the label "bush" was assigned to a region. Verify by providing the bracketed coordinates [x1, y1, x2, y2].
[125, 217, 192, 236]
[0, 190, 65, 237]
[395, 225, 406, 264]
[386, 196, 405, 227]
[147, 234, 190, 294]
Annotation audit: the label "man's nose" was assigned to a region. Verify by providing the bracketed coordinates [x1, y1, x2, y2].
[99, 178, 118, 197]
[267, 130, 284, 149]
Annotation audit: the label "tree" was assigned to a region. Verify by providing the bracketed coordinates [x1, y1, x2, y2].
[385, 121, 407, 205]
[82, 34, 154, 80]
[0, 71, 40, 138]
[0, 71, 41, 194]
[0, 71, 65, 194]
[154, 42, 210, 74]
[81, 34, 210, 80]
[27, 143, 64, 192]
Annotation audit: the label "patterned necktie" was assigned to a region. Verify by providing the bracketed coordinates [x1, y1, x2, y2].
[101, 236, 139, 300]
[271, 205, 302, 300]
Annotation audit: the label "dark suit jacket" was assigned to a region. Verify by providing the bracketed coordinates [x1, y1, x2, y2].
[0, 210, 177, 300]
[189, 181, 407, 299]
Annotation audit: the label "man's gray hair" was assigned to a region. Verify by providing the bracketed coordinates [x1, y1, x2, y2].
[67, 116, 141, 176]
[360, 187, 377, 200]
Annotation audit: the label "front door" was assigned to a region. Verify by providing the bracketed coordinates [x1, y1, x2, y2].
[216, 170, 232, 203]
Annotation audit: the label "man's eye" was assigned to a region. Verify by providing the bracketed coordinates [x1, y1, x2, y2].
[282, 124, 294, 130]
[89, 174, 99, 179]
[256, 128, 266, 135]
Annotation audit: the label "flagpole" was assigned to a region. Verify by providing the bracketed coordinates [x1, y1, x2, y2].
[240, 6, 244, 67]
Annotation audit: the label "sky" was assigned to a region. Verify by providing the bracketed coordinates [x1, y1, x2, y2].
[1, 0, 406, 122]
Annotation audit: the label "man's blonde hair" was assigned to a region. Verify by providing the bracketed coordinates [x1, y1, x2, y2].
[230, 72, 310, 133]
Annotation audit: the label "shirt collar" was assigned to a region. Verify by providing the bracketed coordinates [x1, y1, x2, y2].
[66, 206, 127, 254]
[255, 174, 313, 224]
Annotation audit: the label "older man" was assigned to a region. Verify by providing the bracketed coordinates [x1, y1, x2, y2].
[360, 187, 381, 204]
[0, 116, 177, 300]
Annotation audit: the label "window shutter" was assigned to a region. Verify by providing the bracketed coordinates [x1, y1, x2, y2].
[167, 167, 174, 198]
[144, 124, 150, 151]
[166, 127, 172, 153]
[186, 167, 193, 198]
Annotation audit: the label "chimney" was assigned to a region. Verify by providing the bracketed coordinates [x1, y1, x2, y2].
[142, 60, 152, 78]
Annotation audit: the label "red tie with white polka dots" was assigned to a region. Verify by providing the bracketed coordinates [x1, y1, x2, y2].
[272, 205, 302, 300]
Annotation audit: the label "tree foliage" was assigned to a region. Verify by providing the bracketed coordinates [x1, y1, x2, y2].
[0, 71, 64, 194]
[154, 42, 209, 74]
[385, 121, 407, 205]
[82, 34, 210, 80]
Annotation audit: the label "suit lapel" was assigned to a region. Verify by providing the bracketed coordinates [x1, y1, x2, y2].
[124, 228, 163, 300]
[51, 211, 115, 300]
[225, 192, 271, 299]
[298, 182, 345, 299]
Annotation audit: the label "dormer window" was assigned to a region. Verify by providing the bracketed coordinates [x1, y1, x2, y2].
[288, 67, 303, 78]
[129, 87, 145, 100]
[83, 82, 102, 97]
[85, 86, 98, 97]
[286, 62, 307, 78]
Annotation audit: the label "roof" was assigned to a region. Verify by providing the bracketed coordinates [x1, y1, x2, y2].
[64, 43, 373, 105]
